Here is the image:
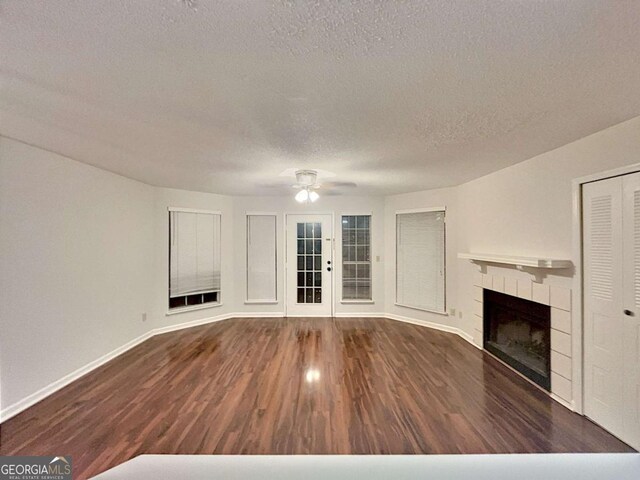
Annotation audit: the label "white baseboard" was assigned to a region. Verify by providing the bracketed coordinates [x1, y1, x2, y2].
[384, 313, 479, 349]
[385, 313, 465, 336]
[334, 312, 386, 318]
[550, 393, 575, 412]
[457, 329, 479, 348]
[386, 313, 573, 411]
[0, 311, 289, 422]
[231, 312, 286, 318]
[153, 312, 235, 336]
[154, 311, 286, 336]
[0, 329, 153, 423]
[0, 310, 552, 423]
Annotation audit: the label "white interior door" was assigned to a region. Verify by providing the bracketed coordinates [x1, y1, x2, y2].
[621, 172, 640, 450]
[583, 172, 640, 450]
[286, 214, 333, 316]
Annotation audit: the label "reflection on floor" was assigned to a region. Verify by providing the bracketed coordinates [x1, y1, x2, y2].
[0, 318, 634, 479]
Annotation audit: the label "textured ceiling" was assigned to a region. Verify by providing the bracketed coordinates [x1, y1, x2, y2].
[1, 1, 639, 196]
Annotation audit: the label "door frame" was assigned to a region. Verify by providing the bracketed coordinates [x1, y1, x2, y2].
[283, 212, 336, 317]
[572, 162, 640, 414]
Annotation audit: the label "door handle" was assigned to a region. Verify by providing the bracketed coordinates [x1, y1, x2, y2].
[327, 267, 332, 272]
[624, 309, 635, 316]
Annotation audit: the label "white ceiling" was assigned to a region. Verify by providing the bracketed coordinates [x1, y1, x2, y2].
[1, 1, 639, 196]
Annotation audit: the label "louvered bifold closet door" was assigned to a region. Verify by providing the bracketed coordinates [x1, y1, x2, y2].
[583, 175, 632, 448]
[622, 172, 640, 450]
[583, 176, 625, 440]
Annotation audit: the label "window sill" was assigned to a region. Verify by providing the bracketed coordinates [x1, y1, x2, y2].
[340, 300, 375, 305]
[394, 303, 448, 316]
[166, 302, 223, 316]
[244, 300, 279, 305]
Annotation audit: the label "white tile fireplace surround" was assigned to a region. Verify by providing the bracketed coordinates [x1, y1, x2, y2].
[472, 271, 573, 409]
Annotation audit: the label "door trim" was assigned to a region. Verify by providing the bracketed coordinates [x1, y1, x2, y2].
[572, 161, 640, 415]
[283, 212, 335, 317]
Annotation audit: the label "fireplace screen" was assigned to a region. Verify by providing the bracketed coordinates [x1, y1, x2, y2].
[483, 290, 551, 390]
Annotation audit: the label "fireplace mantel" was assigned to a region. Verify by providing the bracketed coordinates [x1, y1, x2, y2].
[458, 253, 573, 270]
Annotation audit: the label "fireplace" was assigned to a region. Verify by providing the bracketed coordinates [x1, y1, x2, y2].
[483, 289, 551, 390]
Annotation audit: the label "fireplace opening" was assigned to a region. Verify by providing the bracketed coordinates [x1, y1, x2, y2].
[483, 289, 551, 390]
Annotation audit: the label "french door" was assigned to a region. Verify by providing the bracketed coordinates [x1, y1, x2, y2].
[583, 172, 640, 450]
[286, 214, 333, 316]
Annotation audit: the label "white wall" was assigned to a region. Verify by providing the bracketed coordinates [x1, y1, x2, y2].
[0, 137, 155, 413]
[458, 116, 640, 260]
[382, 115, 640, 345]
[232, 195, 386, 316]
[455, 115, 640, 341]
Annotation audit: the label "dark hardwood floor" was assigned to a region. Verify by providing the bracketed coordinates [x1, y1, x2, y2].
[0, 317, 633, 479]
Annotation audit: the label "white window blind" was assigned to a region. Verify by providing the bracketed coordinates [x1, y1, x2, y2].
[247, 214, 277, 302]
[396, 210, 445, 313]
[169, 210, 221, 299]
[342, 215, 372, 300]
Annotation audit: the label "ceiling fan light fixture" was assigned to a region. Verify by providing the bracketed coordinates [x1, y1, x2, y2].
[292, 169, 321, 203]
[295, 189, 309, 203]
[294, 187, 319, 203]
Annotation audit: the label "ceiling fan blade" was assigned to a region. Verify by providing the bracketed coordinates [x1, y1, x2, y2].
[255, 180, 296, 189]
[321, 181, 358, 188]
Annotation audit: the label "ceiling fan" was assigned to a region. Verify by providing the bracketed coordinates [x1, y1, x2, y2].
[291, 169, 359, 202]
[256, 168, 358, 200]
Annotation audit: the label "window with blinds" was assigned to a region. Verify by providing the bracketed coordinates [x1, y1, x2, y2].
[396, 210, 445, 313]
[342, 215, 372, 301]
[246, 214, 277, 302]
[169, 209, 221, 310]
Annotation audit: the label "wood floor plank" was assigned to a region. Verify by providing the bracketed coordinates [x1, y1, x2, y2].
[0, 318, 634, 479]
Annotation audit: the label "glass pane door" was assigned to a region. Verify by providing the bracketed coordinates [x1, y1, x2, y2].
[296, 222, 322, 303]
[286, 214, 332, 317]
